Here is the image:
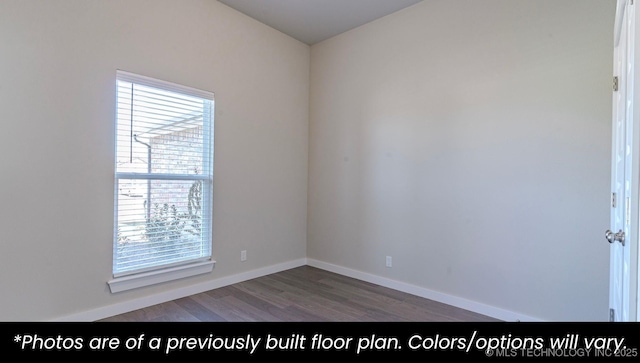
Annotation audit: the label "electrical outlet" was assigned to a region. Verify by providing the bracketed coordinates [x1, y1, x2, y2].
[241, 250, 247, 262]
[386, 256, 392, 268]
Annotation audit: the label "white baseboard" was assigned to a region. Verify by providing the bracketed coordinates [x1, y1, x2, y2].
[306, 258, 544, 322]
[54, 258, 307, 322]
[55, 257, 542, 322]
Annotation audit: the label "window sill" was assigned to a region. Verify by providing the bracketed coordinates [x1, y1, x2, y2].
[107, 259, 215, 293]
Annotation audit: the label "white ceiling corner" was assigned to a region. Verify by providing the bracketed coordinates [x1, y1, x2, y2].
[217, 0, 424, 45]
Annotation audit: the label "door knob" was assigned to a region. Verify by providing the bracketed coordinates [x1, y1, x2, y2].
[606, 229, 625, 246]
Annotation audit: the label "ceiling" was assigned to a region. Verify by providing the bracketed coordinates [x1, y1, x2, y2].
[217, 0, 424, 45]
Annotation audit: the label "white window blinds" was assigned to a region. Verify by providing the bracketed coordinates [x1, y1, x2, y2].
[113, 70, 214, 277]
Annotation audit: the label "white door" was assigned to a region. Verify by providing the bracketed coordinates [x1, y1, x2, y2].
[609, 0, 637, 322]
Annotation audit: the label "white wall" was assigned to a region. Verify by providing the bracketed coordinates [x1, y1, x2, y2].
[308, 0, 615, 321]
[0, 0, 309, 321]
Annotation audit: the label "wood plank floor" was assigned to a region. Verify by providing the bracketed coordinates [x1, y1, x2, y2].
[99, 266, 500, 322]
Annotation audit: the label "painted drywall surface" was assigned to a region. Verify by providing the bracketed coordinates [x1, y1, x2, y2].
[308, 0, 614, 321]
[0, 0, 309, 320]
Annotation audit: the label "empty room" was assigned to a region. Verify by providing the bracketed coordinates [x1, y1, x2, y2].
[0, 0, 625, 324]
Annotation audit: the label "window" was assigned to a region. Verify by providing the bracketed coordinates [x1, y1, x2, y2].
[108, 70, 214, 293]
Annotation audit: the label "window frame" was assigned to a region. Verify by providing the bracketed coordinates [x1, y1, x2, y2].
[108, 70, 215, 293]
